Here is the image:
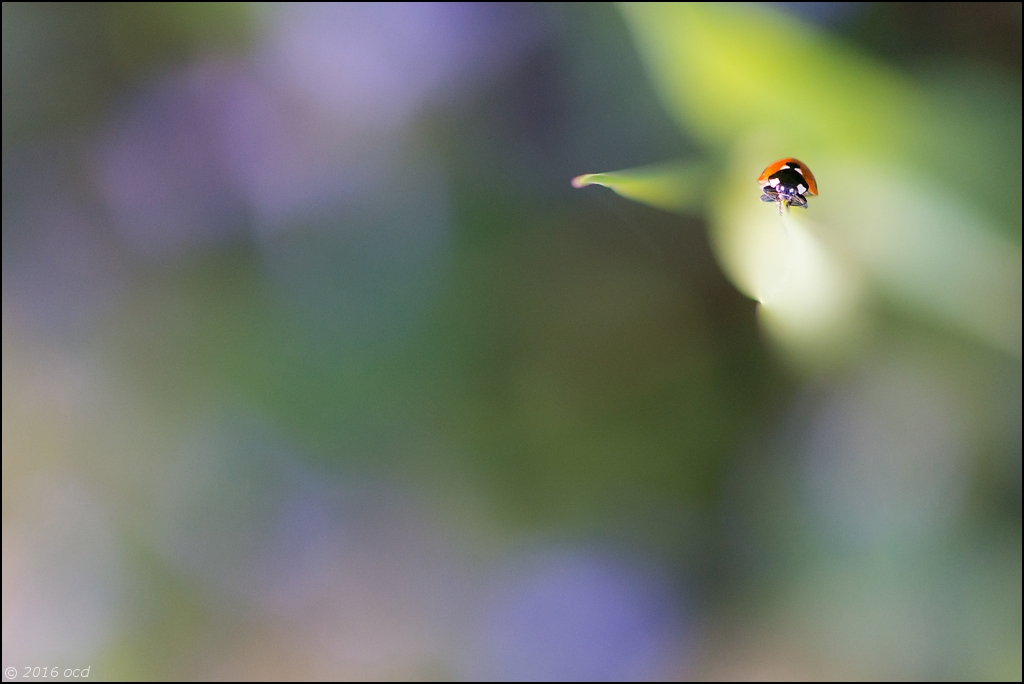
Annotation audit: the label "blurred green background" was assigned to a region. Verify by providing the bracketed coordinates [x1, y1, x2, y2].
[2, 3, 1020, 680]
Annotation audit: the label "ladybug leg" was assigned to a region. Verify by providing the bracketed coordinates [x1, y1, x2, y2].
[789, 194, 808, 208]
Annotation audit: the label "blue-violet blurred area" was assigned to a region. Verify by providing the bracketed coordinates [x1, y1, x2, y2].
[3, 3, 1020, 680]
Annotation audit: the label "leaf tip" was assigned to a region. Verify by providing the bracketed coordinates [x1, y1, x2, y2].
[571, 174, 596, 189]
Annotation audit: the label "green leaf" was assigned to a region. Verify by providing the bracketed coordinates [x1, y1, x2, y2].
[571, 160, 708, 214]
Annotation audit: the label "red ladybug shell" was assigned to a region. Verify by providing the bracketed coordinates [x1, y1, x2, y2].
[758, 158, 817, 196]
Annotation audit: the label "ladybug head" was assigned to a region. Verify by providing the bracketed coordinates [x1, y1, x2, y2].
[760, 181, 809, 211]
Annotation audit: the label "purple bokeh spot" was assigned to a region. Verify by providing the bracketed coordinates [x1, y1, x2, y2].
[263, 3, 542, 129]
[94, 63, 254, 257]
[470, 551, 687, 681]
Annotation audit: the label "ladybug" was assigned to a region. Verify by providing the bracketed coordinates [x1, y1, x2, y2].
[758, 158, 817, 214]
